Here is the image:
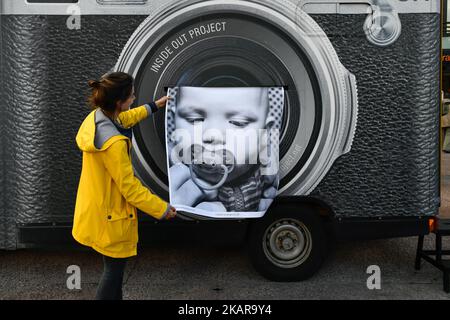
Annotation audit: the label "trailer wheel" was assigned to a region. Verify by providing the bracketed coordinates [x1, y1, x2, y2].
[247, 204, 327, 281]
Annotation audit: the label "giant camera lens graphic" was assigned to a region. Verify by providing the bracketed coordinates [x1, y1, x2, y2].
[115, 0, 358, 198]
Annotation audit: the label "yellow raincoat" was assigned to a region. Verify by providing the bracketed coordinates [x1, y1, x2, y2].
[72, 105, 169, 258]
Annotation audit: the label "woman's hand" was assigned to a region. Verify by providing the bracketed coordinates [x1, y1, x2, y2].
[165, 205, 177, 220]
[155, 96, 171, 109]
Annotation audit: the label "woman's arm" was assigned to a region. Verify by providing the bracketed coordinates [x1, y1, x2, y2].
[116, 103, 156, 128]
[102, 139, 169, 220]
[117, 96, 170, 128]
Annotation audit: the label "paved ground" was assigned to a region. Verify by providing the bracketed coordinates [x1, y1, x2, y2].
[1, 154, 450, 300]
[0, 236, 449, 300]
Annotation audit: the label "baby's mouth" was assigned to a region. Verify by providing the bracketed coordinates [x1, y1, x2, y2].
[187, 145, 236, 191]
[189, 145, 235, 175]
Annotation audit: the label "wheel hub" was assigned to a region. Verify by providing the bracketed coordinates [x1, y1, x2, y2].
[263, 218, 312, 268]
[278, 232, 296, 251]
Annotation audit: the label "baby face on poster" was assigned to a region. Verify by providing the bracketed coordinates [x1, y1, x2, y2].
[169, 87, 279, 185]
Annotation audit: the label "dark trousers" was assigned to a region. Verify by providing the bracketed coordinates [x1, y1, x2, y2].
[95, 254, 128, 300]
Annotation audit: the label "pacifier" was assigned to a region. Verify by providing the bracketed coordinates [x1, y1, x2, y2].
[188, 144, 235, 191]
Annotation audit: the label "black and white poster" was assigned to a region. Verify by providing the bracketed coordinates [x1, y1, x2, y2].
[165, 87, 284, 219]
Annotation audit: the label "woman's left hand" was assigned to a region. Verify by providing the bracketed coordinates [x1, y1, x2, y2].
[166, 205, 177, 220]
[155, 95, 171, 109]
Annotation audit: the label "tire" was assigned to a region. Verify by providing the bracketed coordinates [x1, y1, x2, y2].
[247, 204, 327, 281]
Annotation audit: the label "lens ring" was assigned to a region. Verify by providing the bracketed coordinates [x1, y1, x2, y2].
[115, 0, 358, 199]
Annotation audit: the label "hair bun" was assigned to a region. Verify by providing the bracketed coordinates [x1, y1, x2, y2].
[88, 80, 100, 88]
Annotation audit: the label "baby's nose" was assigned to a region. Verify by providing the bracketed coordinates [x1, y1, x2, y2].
[202, 132, 224, 145]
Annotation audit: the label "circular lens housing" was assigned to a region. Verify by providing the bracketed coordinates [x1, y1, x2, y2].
[115, 0, 358, 200]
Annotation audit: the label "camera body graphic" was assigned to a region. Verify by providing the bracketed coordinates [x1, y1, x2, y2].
[0, 0, 440, 250]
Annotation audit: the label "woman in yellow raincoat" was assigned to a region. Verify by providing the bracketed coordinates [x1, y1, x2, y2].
[72, 72, 176, 300]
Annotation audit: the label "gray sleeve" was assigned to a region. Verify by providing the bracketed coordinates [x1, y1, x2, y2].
[144, 102, 158, 116]
[144, 103, 152, 116]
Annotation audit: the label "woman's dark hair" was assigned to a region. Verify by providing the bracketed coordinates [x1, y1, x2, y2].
[87, 72, 134, 112]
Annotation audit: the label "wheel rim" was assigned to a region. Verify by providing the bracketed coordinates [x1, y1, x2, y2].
[263, 218, 312, 268]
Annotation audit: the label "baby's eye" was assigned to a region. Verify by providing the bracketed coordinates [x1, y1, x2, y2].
[229, 120, 250, 128]
[186, 117, 204, 124]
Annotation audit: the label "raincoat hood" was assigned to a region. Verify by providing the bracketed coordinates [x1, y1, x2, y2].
[76, 108, 128, 153]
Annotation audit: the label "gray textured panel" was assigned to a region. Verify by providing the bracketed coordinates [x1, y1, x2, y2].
[0, 13, 440, 250]
[0, 12, 7, 248]
[2, 15, 147, 232]
[0, 13, 15, 249]
[310, 14, 441, 218]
